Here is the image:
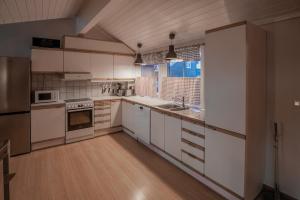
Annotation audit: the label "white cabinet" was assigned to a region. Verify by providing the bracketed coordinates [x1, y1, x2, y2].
[205, 25, 247, 134]
[122, 101, 135, 132]
[64, 51, 90, 72]
[90, 53, 114, 79]
[111, 100, 122, 127]
[205, 128, 245, 197]
[164, 114, 182, 160]
[150, 110, 165, 149]
[122, 101, 128, 128]
[134, 104, 150, 144]
[205, 22, 267, 199]
[113, 55, 135, 79]
[31, 49, 63, 72]
[31, 106, 65, 143]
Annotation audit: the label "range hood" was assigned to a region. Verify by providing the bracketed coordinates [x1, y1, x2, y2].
[61, 72, 92, 81]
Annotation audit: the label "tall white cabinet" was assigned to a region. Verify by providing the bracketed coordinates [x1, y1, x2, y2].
[204, 22, 267, 200]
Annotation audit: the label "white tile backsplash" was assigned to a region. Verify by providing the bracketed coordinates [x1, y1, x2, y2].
[31, 74, 127, 100]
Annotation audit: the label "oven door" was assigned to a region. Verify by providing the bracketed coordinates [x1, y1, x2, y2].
[67, 108, 93, 131]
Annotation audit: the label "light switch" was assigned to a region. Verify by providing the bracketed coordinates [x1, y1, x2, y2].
[294, 101, 300, 107]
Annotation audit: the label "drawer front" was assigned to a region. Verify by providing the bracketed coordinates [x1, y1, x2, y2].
[95, 108, 111, 115]
[182, 120, 205, 135]
[95, 121, 111, 130]
[182, 130, 205, 147]
[182, 151, 204, 174]
[94, 100, 111, 106]
[95, 115, 111, 122]
[181, 141, 204, 160]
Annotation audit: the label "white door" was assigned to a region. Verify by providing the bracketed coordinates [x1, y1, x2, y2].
[164, 115, 182, 160]
[90, 53, 114, 79]
[205, 128, 245, 197]
[150, 110, 165, 149]
[31, 107, 65, 143]
[111, 100, 122, 127]
[205, 25, 247, 134]
[134, 104, 150, 144]
[64, 51, 90, 72]
[113, 55, 135, 79]
[31, 49, 63, 72]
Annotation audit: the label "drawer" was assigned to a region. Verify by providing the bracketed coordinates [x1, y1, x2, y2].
[94, 105, 110, 110]
[182, 129, 205, 147]
[95, 108, 111, 115]
[95, 114, 110, 122]
[95, 121, 111, 130]
[182, 150, 204, 174]
[182, 120, 205, 135]
[94, 101, 111, 106]
[181, 140, 204, 160]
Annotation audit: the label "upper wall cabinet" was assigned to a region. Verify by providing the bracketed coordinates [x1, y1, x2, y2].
[90, 53, 114, 79]
[63, 51, 90, 72]
[113, 55, 135, 79]
[31, 49, 63, 72]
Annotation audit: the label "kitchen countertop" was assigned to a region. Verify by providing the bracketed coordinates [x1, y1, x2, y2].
[122, 96, 205, 125]
[31, 100, 65, 110]
[30, 96, 205, 124]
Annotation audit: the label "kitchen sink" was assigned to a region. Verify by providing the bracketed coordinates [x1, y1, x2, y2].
[157, 104, 189, 111]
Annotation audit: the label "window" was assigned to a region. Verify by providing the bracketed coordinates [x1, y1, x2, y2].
[167, 60, 201, 77]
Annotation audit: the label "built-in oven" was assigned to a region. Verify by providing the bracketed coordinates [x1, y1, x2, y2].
[65, 99, 94, 143]
[67, 108, 93, 131]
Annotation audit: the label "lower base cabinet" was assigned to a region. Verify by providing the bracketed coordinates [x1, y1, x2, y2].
[164, 114, 182, 160]
[31, 106, 65, 143]
[205, 128, 246, 197]
[134, 104, 150, 144]
[150, 110, 165, 150]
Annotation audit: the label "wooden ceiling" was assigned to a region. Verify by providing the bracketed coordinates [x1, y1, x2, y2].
[95, 0, 300, 52]
[0, 0, 83, 24]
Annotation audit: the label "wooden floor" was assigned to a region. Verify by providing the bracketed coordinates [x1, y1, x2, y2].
[9, 132, 225, 200]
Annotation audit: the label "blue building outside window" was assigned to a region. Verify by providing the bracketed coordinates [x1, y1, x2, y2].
[167, 60, 201, 77]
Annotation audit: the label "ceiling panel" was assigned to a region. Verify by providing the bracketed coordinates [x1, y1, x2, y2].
[96, 0, 300, 52]
[0, 0, 83, 25]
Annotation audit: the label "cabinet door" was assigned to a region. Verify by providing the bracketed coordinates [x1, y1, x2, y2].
[164, 114, 182, 160]
[31, 49, 63, 72]
[205, 25, 246, 134]
[134, 104, 150, 144]
[113, 55, 135, 79]
[31, 107, 65, 143]
[122, 101, 128, 128]
[111, 100, 122, 127]
[150, 110, 165, 149]
[90, 53, 114, 79]
[64, 51, 90, 72]
[205, 128, 245, 197]
[126, 102, 136, 132]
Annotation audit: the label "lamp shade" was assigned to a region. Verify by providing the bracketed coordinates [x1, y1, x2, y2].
[134, 53, 144, 65]
[165, 45, 177, 60]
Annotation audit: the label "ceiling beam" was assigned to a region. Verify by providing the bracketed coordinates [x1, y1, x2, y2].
[76, 0, 110, 34]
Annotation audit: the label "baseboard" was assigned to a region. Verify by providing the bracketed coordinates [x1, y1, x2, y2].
[31, 137, 65, 151]
[257, 184, 298, 200]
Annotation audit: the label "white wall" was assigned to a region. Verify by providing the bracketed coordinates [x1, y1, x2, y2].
[262, 17, 300, 199]
[0, 19, 75, 58]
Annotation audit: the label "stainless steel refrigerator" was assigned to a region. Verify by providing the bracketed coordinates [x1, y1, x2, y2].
[0, 57, 31, 156]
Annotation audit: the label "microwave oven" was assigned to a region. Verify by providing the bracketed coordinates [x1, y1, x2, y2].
[34, 90, 59, 103]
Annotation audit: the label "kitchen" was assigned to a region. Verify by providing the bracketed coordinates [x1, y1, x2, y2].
[0, 1, 300, 200]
